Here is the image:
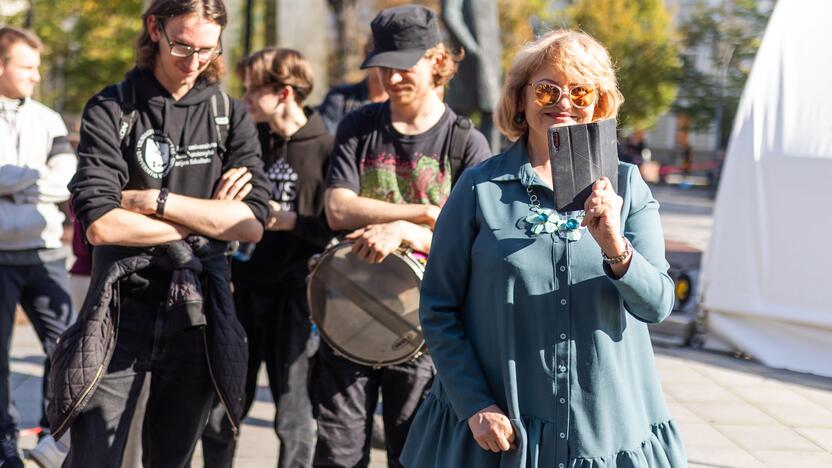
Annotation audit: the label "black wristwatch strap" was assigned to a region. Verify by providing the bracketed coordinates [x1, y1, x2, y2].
[155, 188, 170, 218]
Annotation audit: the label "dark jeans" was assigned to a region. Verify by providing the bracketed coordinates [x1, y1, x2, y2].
[310, 342, 434, 468]
[0, 259, 74, 434]
[201, 284, 318, 468]
[63, 295, 215, 468]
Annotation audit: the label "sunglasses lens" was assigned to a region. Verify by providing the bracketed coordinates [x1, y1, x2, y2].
[533, 83, 561, 107]
[570, 86, 597, 108]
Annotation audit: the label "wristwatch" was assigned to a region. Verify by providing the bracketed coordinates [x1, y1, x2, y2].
[603, 237, 632, 265]
[155, 188, 170, 218]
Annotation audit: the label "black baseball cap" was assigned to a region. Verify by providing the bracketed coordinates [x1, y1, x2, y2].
[361, 5, 441, 70]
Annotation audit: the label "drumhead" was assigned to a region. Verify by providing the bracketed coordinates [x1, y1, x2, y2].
[307, 242, 425, 367]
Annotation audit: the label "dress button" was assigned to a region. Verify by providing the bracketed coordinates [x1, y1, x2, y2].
[560, 299, 567, 305]
[559, 266, 566, 272]
[558, 365, 567, 373]
[559, 464, 565, 468]
[559, 432, 566, 439]
[560, 333, 567, 340]
[559, 397, 566, 404]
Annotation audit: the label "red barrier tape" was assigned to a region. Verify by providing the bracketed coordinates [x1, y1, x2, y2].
[659, 161, 719, 176]
[19, 426, 43, 438]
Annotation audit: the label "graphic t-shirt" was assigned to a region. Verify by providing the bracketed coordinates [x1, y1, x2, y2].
[327, 102, 491, 205]
[230, 112, 334, 290]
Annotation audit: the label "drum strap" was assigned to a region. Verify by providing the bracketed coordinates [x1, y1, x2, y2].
[318, 268, 420, 339]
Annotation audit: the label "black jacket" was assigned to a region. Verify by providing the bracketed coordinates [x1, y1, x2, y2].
[231, 109, 334, 289]
[56, 68, 271, 437]
[316, 79, 370, 134]
[70, 67, 271, 233]
[48, 237, 248, 438]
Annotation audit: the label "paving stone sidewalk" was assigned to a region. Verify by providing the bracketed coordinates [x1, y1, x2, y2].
[9, 323, 389, 468]
[10, 323, 832, 467]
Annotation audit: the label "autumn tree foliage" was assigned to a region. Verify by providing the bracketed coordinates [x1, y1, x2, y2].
[565, 0, 681, 131]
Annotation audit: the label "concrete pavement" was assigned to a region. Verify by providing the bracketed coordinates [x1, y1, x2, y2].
[659, 347, 832, 467]
[9, 323, 389, 468]
[11, 322, 832, 467]
[653, 184, 715, 252]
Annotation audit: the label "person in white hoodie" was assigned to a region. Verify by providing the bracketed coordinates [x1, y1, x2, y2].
[0, 26, 77, 468]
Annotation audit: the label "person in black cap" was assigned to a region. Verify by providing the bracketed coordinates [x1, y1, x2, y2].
[314, 4, 492, 468]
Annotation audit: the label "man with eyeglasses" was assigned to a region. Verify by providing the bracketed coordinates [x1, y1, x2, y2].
[49, 1, 271, 467]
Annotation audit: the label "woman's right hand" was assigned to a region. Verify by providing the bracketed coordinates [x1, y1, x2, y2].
[468, 404, 516, 452]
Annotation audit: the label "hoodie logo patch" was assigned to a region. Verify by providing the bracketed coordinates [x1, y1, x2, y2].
[267, 159, 298, 212]
[136, 129, 176, 179]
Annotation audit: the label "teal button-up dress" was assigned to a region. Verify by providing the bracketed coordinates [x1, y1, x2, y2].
[401, 141, 687, 468]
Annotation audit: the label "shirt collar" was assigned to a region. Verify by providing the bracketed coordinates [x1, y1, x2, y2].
[487, 137, 550, 189]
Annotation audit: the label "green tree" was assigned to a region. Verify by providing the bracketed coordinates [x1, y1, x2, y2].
[497, 0, 551, 73]
[4, 0, 142, 114]
[564, 0, 681, 131]
[673, 0, 773, 148]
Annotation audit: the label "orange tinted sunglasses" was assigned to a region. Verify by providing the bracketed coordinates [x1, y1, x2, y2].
[528, 81, 598, 109]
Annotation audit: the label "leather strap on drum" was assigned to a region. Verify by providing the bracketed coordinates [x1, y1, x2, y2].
[317, 267, 420, 339]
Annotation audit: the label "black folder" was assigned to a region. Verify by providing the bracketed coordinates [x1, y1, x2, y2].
[549, 118, 619, 212]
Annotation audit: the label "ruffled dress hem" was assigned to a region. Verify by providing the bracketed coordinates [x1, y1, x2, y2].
[401, 393, 687, 468]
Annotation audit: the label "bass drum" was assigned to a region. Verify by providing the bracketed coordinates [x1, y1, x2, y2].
[307, 242, 426, 368]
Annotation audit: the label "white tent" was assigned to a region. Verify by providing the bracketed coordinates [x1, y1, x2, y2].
[701, 0, 832, 377]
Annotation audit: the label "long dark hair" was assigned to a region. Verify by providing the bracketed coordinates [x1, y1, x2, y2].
[136, 0, 227, 83]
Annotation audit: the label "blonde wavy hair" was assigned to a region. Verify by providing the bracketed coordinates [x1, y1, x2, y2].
[496, 30, 624, 141]
[425, 43, 464, 88]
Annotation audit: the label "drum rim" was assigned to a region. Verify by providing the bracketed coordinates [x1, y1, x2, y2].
[307, 241, 426, 367]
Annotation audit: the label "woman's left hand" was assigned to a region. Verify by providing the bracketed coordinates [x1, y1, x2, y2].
[581, 177, 626, 257]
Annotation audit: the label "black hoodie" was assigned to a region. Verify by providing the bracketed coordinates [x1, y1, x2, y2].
[69, 68, 271, 297]
[71, 68, 270, 227]
[231, 108, 334, 290]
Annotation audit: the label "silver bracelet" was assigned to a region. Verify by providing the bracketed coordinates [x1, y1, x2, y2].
[603, 237, 632, 265]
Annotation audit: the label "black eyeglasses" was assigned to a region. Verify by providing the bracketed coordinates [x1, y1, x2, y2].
[157, 20, 222, 62]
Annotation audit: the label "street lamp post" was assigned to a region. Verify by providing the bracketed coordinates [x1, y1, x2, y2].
[711, 44, 734, 189]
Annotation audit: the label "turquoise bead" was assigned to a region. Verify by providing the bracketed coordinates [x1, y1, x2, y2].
[538, 213, 549, 222]
[566, 219, 579, 230]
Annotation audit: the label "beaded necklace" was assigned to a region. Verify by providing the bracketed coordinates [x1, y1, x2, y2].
[523, 184, 586, 241]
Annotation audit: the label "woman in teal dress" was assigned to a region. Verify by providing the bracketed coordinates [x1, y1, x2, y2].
[400, 30, 687, 468]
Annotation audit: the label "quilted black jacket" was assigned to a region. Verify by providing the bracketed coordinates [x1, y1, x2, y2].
[47, 236, 248, 438]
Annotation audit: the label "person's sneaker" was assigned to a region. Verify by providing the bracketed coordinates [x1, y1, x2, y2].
[28, 433, 69, 468]
[0, 432, 23, 468]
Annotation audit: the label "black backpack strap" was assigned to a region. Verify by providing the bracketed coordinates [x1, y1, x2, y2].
[211, 90, 231, 159]
[447, 115, 472, 186]
[116, 80, 138, 146]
